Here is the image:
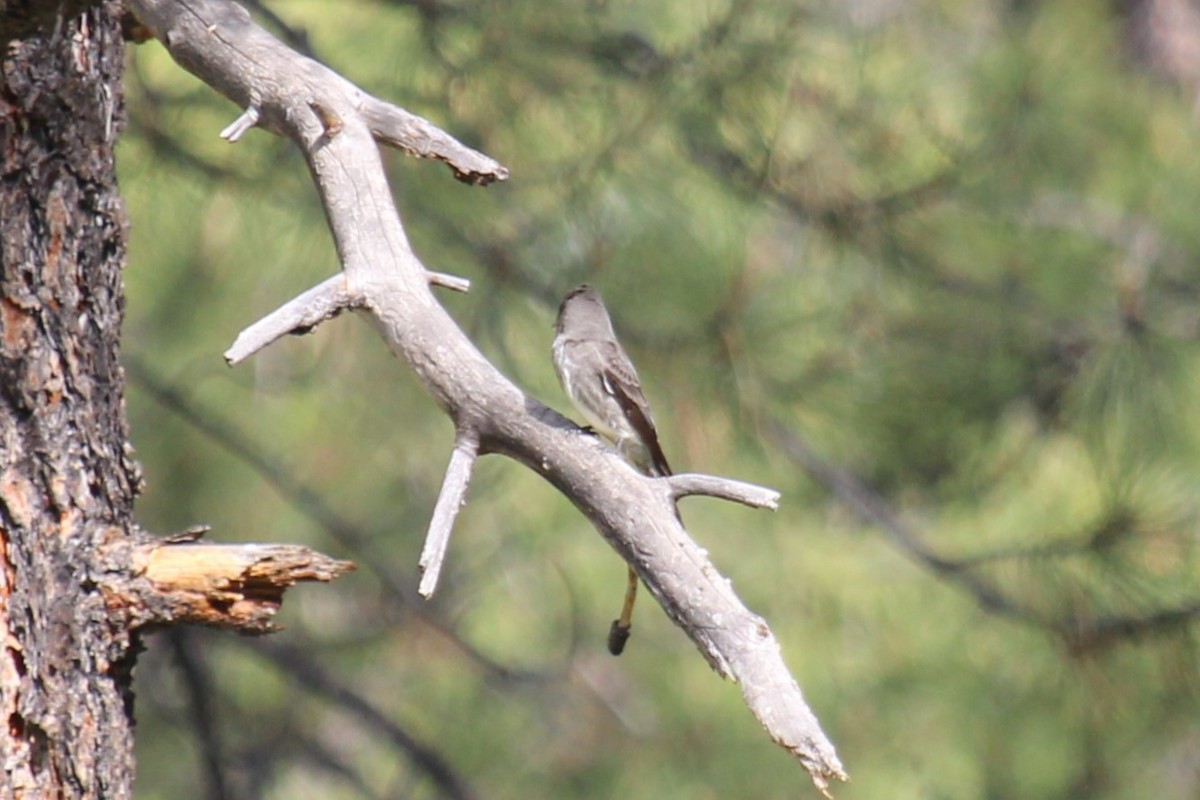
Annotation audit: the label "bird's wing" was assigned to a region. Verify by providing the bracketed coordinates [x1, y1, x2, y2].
[600, 342, 672, 477]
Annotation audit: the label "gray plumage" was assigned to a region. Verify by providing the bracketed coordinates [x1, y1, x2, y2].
[552, 285, 671, 477]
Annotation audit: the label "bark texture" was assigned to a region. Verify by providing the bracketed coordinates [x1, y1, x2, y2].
[0, 2, 140, 795]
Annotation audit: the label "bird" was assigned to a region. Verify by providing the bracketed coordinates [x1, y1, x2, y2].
[552, 285, 671, 477]
[553, 284, 672, 654]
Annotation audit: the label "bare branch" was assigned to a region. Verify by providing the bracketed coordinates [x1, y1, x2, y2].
[667, 472, 780, 510]
[223, 269, 467, 366]
[129, 0, 845, 788]
[418, 432, 480, 599]
[523, 436, 846, 792]
[428, 270, 471, 293]
[219, 105, 258, 141]
[361, 96, 509, 186]
[224, 274, 354, 365]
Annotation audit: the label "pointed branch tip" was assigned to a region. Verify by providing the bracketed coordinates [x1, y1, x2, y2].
[225, 275, 354, 365]
[221, 106, 260, 142]
[428, 271, 471, 293]
[418, 434, 480, 598]
[666, 473, 780, 510]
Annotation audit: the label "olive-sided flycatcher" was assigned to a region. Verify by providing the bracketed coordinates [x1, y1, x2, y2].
[553, 284, 672, 655]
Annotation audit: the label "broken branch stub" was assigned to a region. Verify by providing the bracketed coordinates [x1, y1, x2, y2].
[103, 537, 355, 633]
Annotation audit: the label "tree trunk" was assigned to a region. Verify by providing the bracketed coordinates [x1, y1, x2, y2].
[1, 1, 141, 795]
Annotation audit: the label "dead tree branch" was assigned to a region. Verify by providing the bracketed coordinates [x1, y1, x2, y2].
[667, 472, 781, 509]
[108, 535, 355, 633]
[419, 431, 480, 598]
[128, 0, 845, 790]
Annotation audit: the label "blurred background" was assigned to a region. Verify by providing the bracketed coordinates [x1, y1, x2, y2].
[118, 0, 1200, 797]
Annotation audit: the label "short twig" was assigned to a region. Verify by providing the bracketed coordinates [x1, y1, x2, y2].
[428, 270, 471, 292]
[220, 105, 259, 141]
[667, 472, 780, 510]
[224, 274, 355, 364]
[418, 431, 480, 598]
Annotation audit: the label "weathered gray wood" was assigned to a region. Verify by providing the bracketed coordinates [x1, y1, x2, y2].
[225, 274, 352, 363]
[419, 433, 480, 598]
[667, 472, 781, 509]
